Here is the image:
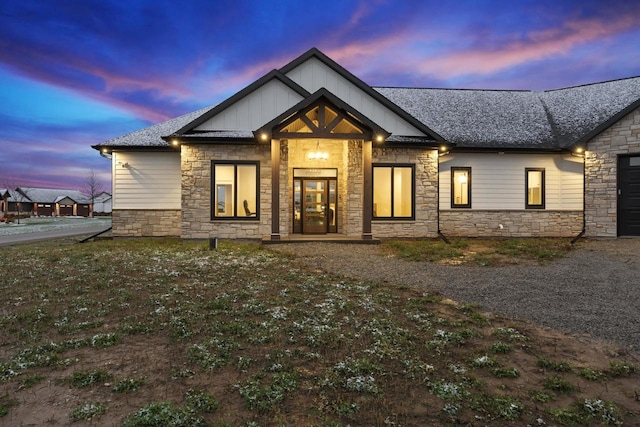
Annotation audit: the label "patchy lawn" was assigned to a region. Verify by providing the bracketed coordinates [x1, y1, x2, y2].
[0, 238, 637, 426]
[383, 238, 574, 266]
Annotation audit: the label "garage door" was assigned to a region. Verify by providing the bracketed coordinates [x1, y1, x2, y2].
[77, 204, 90, 217]
[37, 203, 53, 216]
[618, 155, 640, 236]
[59, 204, 73, 216]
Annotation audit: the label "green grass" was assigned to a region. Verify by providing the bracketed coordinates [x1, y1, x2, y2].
[384, 237, 572, 265]
[384, 239, 466, 262]
[0, 238, 637, 426]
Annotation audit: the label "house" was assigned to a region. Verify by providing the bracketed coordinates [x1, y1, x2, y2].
[94, 48, 640, 240]
[3, 187, 93, 217]
[93, 191, 113, 214]
[3, 189, 33, 216]
[0, 189, 8, 217]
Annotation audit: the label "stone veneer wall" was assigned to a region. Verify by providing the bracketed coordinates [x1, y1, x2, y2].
[439, 210, 583, 237]
[371, 148, 439, 238]
[112, 209, 181, 237]
[585, 106, 640, 237]
[180, 144, 272, 240]
[346, 140, 363, 236]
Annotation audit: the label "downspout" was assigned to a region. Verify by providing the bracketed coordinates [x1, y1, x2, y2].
[571, 150, 586, 244]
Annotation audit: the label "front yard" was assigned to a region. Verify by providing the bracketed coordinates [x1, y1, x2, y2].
[0, 238, 637, 426]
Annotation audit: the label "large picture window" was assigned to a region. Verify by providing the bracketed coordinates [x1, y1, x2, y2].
[525, 168, 545, 209]
[211, 161, 259, 219]
[373, 164, 414, 219]
[451, 167, 471, 208]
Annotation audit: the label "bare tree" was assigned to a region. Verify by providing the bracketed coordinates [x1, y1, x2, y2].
[83, 170, 104, 218]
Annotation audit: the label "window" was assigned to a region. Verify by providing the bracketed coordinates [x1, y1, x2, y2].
[211, 161, 259, 219]
[525, 168, 545, 209]
[372, 164, 414, 219]
[451, 167, 471, 208]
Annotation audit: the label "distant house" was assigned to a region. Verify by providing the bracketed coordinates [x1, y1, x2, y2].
[93, 192, 112, 214]
[4, 189, 33, 216]
[94, 48, 640, 240]
[0, 189, 8, 217]
[2, 187, 93, 217]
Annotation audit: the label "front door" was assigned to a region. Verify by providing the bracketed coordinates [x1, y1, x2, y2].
[618, 155, 640, 236]
[294, 178, 337, 234]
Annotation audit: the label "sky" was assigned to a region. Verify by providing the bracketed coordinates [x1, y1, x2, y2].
[1, 0, 639, 192]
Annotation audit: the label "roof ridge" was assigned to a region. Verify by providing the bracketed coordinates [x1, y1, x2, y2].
[375, 86, 533, 93]
[543, 75, 640, 92]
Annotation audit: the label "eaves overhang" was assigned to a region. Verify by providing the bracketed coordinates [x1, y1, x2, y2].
[91, 144, 179, 155]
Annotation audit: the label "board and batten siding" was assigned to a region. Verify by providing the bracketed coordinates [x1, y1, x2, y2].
[195, 79, 305, 131]
[112, 152, 181, 210]
[439, 153, 583, 210]
[284, 57, 426, 137]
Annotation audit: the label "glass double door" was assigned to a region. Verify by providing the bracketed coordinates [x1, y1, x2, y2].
[294, 178, 337, 234]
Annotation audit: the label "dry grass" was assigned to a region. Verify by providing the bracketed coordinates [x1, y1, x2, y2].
[0, 238, 638, 426]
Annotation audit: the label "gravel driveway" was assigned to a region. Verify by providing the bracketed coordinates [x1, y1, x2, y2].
[269, 239, 640, 356]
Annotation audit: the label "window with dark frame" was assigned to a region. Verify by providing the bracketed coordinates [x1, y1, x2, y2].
[211, 161, 259, 219]
[372, 164, 414, 219]
[451, 167, 471, 208]
[525, 168, 545, 209]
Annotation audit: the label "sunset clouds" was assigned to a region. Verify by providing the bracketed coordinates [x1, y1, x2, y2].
[0, 0, 639, 190]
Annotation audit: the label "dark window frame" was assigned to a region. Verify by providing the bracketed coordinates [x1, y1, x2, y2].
[525, 167, 545, 209]
[451, 167, 472, 208]
[372, 163, 415, 220]
[210, 160, 260, 220]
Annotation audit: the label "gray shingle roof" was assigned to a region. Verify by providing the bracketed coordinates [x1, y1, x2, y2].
[375, 88, 555, 148]
[94, 76, 640, 151]
[97, 106, 213, 148]
[18, 187, 91, 204]
[540, 77, 640, 148]
[375, 76, 640, 149]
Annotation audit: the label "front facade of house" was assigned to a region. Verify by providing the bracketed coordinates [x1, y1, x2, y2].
[95, 48, 640, 240]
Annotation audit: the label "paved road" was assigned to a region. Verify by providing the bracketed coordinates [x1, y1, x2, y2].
[0, 223, 111, 247]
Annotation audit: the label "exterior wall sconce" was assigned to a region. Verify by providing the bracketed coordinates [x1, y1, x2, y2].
[438, 145, 450, 156]
[572, 147, 585, 158]
[171, 139, 180, 147]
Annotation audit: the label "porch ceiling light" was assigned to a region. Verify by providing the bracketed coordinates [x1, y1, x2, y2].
[308, 141, 328, 160]
[171, 139, 180, 147]
[375, 134, 384, 143]
[260, 132, 269, 141]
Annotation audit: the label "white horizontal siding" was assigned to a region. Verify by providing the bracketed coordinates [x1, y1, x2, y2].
[285, 57, 425, 137]
[195, 79, 304, 131]
[112, 152, 181, 210]
[439, 153, 583, 210]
